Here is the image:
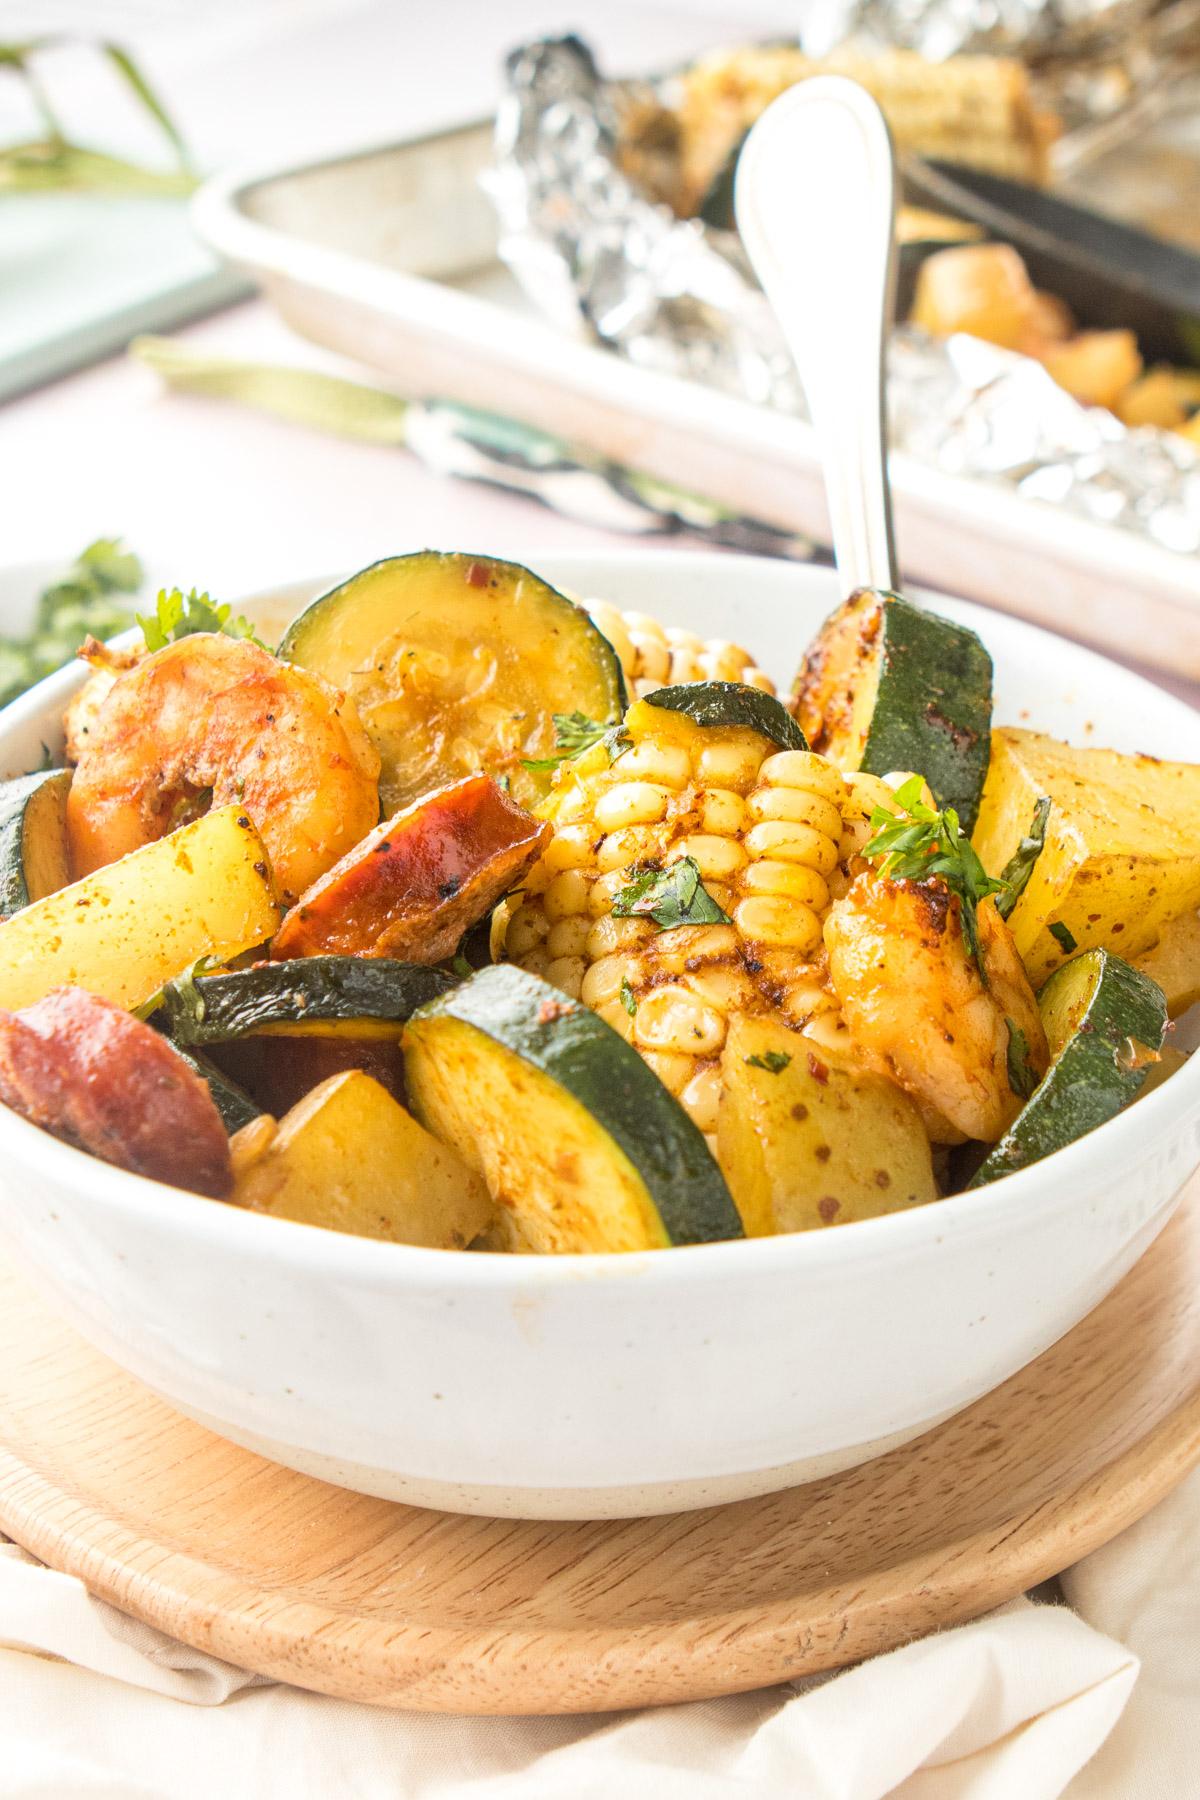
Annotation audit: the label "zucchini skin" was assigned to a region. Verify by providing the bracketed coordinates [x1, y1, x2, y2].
[643, 681, 808, 752]
[171, 1043, 262, 1134]
[409, 965, 744, 1247]
[795, 590, 993, 832]
[0, 768, 71, 916]
[970, 949, 1168, 1187]
[161, 958, 453, 1047]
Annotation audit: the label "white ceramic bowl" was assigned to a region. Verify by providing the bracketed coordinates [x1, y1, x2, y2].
[1, 551, 1198, 1520]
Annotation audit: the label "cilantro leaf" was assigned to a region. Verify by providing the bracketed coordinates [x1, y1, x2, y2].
[611, 856, 731, 929]
[996, 797, 1050, 920]
[1049, 921, 1077, 954]
[521, 712, 629, 774]
[863, 781, 1006, 981]
[745, 1050, 791, 1074]
[619, 976, 637, 1016]
[137, 587, 265, 653]
[1005, 1017, 1040, 1101]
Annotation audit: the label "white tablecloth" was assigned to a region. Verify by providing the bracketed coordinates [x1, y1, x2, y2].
[3, 1464, 1200, 1798]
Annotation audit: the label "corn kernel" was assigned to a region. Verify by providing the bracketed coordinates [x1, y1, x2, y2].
[594, 782, 671, 831]
[694, 736, 766, 792]
[639, 1049, 699, 1096]
[588, 869, 637, 917]
[581, 951, 637, 1009]
[646, 923, 738, 973]
[545, 956, 586, 999]
[634, 984, 727, 1057]
[597, 824, 661, 873]
[759, 750, 845, 801]
[627, 635, 670, 684]
[506, 902, 550, 957]
[680, 1063, 723, 1135]
[700, 788, 746, 836]
[542, 823, 597, 874]
[585, 917, 655, 963]
[747, 785, 843, 842]
[595, 998, 636, 1043]
[683, 964, 758, 1013]
[543, 868, 592, 922]
[546, 916, 591, 959]
[670, 834, 747, 881]
[610, 742, 691, 788]
[741, 860, 830, 909]
[734, 896, 824, 951]
[744, 819, 834, 866]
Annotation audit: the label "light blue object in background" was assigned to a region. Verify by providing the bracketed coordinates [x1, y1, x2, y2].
[0, 193, 249, 402]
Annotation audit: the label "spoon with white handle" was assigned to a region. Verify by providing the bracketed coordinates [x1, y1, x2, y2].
[735, 77, 900, 595]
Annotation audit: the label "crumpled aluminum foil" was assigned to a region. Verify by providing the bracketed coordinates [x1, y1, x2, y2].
[801, 0, 1160, 61]
[484, 34, 1200, 556]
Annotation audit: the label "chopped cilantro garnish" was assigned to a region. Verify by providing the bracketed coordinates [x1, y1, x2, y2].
[1049, 921, 1077, 954]
[745, 1050, 791, 1074]
[996, 797, 1050, 920]
[451, 952, 474, 979]
[863, 774, 1006, 978]
[619, 976, 637, 1016]
[0, 536, 144, 709]
[521, 711, 629, 773]
[1005, 1017, 1039, 1100]
[611, 856, 731, 929]
[137, 587, 265, 652]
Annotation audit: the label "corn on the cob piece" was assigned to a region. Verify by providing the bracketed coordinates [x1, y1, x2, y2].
[627, 46, 1057, 219]
[502, 695, 852, 1136]
[583, 598, 777, 701]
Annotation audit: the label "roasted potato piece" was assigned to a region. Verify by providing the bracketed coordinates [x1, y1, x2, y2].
[910, 243, 1037, 350]
[1039, 329, 1143, 412]
[0, 987, 231, 1196]
[272, 775, 550, 961]
[232, 1069, 493, 1248]
[973, 729, 1200, 987]
[1116, 368, 1191, 431]
[717, 1017, 937, 1236]
[1132, 909, 1200, 1019]
[0, 805, 279, 1012]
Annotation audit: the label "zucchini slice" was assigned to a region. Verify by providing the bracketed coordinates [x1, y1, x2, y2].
[0, 769, 71, 917]
[970, 948, 1168, 1187]
[277, 552, 627, 814]
[172, 1044, 262, 1134]
[160, 958, 453, 1047]
[643, 682, 807, 752]
[793, 588, 993, 832]
[404, 964, 743, 1253]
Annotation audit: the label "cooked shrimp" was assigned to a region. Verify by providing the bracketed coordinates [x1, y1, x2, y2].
[824, 873, 1048, 1143]
[63, 636, 144, 764]
[66, 634, 381, 903]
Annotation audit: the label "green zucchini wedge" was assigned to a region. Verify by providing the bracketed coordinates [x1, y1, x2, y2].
[0, 769, 71, 917]
[404, 964, 744, 1253]
[172, 1044, 262, 1134]
[159, 958, 453, 1047]
[970, 949, 1168, 1188]
[643, 682, 808, 752]
[277, 552, 627, 814]
[793, 588, 993, 832]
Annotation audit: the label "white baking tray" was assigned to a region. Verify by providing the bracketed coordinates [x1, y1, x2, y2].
[193, 119, 1200, 680]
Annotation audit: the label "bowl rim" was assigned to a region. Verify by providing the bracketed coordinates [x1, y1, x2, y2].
[2, 546, 1198, 1290]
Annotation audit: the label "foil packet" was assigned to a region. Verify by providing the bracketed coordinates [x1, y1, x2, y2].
[484, 34, 1200, 558]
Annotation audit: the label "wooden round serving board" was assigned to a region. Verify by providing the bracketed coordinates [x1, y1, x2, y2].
[3, 1181, 1200, 1716]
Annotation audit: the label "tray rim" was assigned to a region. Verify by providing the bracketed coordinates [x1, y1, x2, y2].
[190, 123, 1200, 668]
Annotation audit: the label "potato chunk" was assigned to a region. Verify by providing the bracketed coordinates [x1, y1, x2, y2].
[717, 1017, 937, 1236]
[0, 805, 279, 1012]
[910, 243, 1036, 350]
[1133, 909, 1200, 1020]
[973, 729, 1200, 987]
[232, 1069, 493, 1248]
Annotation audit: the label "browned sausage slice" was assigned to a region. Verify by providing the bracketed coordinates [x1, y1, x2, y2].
[0, 987, 232, 1197]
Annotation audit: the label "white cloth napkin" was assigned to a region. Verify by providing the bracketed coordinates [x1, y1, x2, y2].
[6, 1472, 1200, 1800]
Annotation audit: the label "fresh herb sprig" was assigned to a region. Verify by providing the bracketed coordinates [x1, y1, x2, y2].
[996, 796, 1051, 920]
[0, 537, 144, 708]
[521, 710, 629, 774]
[863, 775, 1006, 977]
[745, 1050, 791, 1074]
[611, 856, 730, 929]
[1004, 1018, 1039, 1100]
[137, 588, 265, 652]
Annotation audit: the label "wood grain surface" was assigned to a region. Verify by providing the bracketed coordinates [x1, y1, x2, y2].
[1, 1181, 1200, 1715]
